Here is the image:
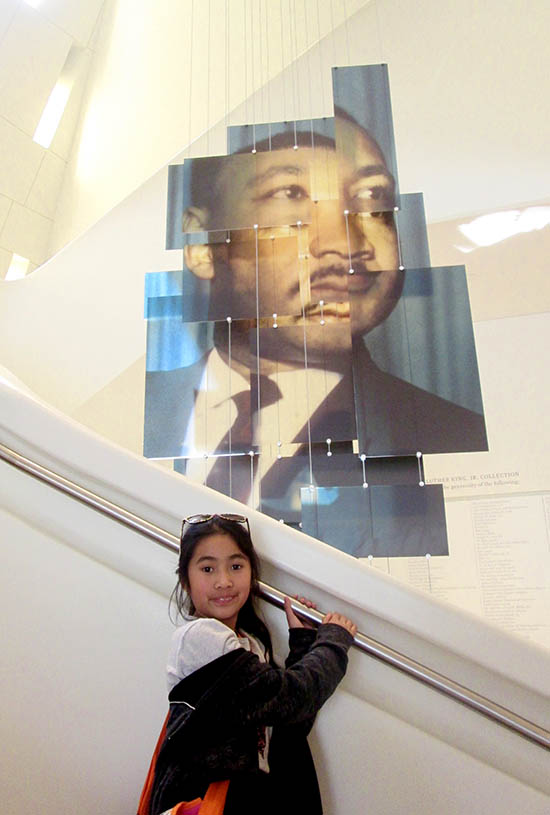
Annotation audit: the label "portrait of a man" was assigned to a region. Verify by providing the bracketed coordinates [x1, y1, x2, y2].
[144, 65, 488, 554]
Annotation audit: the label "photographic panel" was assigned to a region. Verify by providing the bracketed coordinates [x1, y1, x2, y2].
[350, 274, 420, 456]
[301, 483, 448, 558]
[396, 192, 431, 271]
[259, 444, 420, 526]
[227, 117, 336, 155]
[401, 266, 488, 453]
[203, 231, 302, 322]
[144, 319, 254, 460]
[181, 151, 313, 233]
[332, 64, 400, 214]
[250, 322, 356, 445]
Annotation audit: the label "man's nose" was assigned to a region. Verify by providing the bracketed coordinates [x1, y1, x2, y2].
[307, 200, 374, 260]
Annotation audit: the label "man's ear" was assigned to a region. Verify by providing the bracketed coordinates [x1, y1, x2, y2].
[184, 243, 215, 280]
[182, 206, 208, 233]
[182, 206, 215, 280]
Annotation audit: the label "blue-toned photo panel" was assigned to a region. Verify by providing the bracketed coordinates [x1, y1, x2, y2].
[301, 483, 448, 558]
[332, 64, 400, 214]
[227, 117, 336, 155]
[350, 265, 487, 456]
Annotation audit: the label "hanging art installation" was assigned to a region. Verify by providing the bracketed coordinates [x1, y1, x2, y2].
[143, 64, 487, 559]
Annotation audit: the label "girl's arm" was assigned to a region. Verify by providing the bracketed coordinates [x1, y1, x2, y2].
[222, 616, 357, 729]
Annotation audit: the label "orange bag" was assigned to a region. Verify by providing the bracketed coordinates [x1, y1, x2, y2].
[168, 781, 229, 814]
[137, 714, 229, 815]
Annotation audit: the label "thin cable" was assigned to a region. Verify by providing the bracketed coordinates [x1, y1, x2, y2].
[227, 316, 233, 497]
[296, 221, 314, 487]
[288, 0, 298, 147]
[187, 0, 195, 157]
[204, 354, 209, 484]
[426, 554, 433, 592]
[206, 0, 211, 154]
[279, 0, 287, 117]
[374, 0, 384, 63]
[265, 0, 272, 134]
[244, 0, 248, 125]
[342, 0, 351, 64]
[251, 0, 256, 149]
[329, 0, 337, 68]
[291, 0, 301, 125]
[254, 226, 262, 511]
[259, 0, 265, 123]
[344, 210, 354, 273]
[315, 0, 326, 114]
[225, 0, 230, 139]
[303, 0, 314, 123]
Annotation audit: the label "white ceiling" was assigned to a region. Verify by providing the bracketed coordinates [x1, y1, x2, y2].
[0, 0, 105, 279]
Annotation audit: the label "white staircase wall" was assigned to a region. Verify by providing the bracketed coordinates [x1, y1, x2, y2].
[1, 381, 549, 815]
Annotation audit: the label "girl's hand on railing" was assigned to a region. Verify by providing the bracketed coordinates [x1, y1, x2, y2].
[284, 594, 318, 629]
[322, 612, 358, 637]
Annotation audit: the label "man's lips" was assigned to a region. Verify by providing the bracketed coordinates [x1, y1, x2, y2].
[303, 301, 350, 319]
[309, 269, 381, 300]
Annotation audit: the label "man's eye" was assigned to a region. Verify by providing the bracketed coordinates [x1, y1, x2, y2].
[370, 210, 395, 224]
[353, 184, 390, 202]
[261, 185, 308, 201]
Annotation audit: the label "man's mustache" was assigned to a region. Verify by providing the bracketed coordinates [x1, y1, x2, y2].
[289, 259, 376, 297]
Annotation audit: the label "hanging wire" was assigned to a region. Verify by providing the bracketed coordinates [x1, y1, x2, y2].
[250, 0, 256, 149]
[259, 0, 265, 124]
[225, 0, 229, 137]
[227, 316, 233, 497]
[254, 224, 262, 510]
[344, 210, 354, 273]
[265, 0, 272, 146]
[270, 237, 283, 450]
[342, 0, 351, 64]
[288, 0, 298, 148]
[244, 0, 249, 126]
[206, 0, 211, 154]
[374, 0, 384, 63]
[329, 0, 337, 68]
[187, 0, 195, 157]
[296, 221, 314, 487]
[291, 0, 301, 126]
[279, 0, 287, 118]
[203, 348, 209, 484]
[315, 0, 326, 114]
[360, 454, 368, 488]
[303, 0, 314, 123]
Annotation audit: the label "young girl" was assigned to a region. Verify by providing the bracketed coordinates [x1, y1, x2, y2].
[145, 513, 357, 815]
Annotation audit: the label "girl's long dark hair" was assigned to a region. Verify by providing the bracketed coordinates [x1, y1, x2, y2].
[171, 516, 274, 664]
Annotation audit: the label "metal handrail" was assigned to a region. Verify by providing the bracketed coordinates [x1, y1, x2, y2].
[1, 441, 549, 751]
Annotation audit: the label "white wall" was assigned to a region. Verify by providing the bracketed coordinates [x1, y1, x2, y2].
[2, 381, 550, 814]
[47, 0, 550, 254]
[48, 0, 368, 256]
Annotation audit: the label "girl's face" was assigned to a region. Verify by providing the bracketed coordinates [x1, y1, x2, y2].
[186, 532, 252, 630]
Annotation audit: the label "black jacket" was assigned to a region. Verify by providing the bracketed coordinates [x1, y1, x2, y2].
[149, 624, 354, 815]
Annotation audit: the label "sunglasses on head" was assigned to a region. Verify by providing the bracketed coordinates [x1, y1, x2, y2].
[181, 513, 250, 539]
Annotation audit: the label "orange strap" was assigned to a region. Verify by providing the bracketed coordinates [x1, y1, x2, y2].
[199, 780, 230, 814]
[137, 713, 229, 815]
[170, 781, 229, 814]
[137, 713, 169, 815]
